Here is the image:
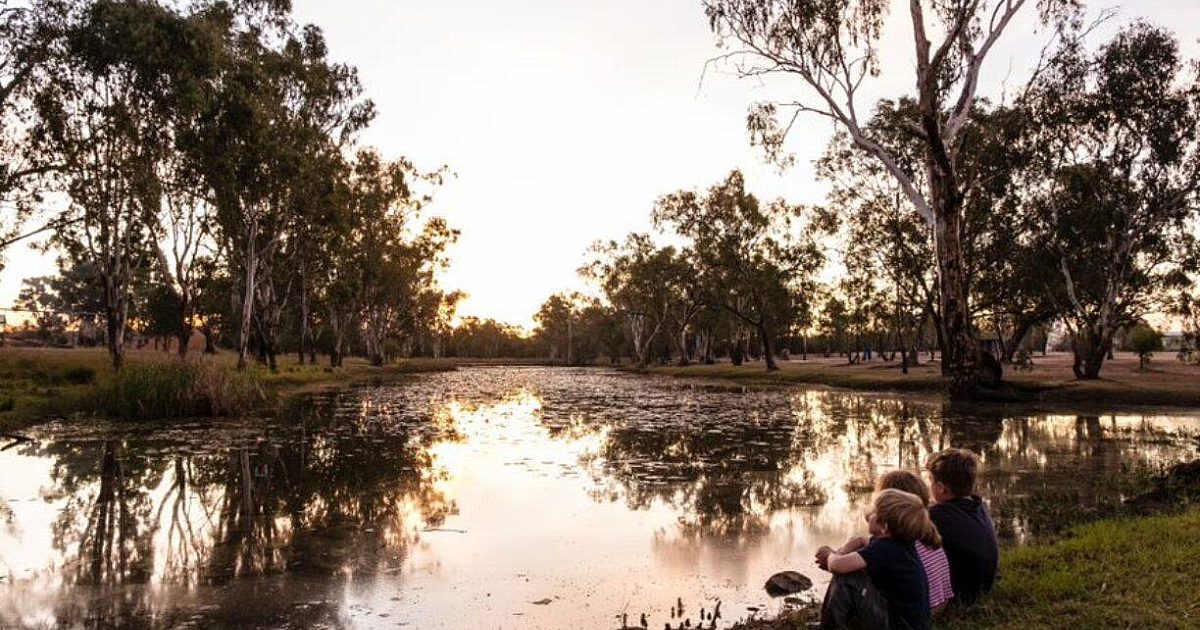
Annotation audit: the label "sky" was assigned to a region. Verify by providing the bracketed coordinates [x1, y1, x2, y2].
[3, 0, 1199, 329]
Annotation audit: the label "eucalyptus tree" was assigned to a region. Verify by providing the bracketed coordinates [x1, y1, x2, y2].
[150, 174, 215, 358]
[662, 247, 706, 365]
[654, 170, 826, 371]
[0, 0, 63, 268]
[30, 0, 205, 369]
[585, 234, 683, 369]
[361, 218, 457, 366]
[1174, 287, 1200, 364]
[185, 12, 373, 370]
[818, 110, 934, 369]
[819, 99, 1054, 368]
[534, 292, 585, 363]
[578, 299, 626, 364]
[16, 258, 105, 342]
[703, 0, 1081, 393]
[1025, 23, 1200, 379]
[446, 315, 535, 359]
[317, 150, 452, 367]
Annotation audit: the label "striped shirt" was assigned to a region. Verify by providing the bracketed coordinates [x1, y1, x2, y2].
[916, 541, 955, 611]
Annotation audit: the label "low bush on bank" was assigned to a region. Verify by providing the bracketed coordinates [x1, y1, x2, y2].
[91, 361, 266, 419]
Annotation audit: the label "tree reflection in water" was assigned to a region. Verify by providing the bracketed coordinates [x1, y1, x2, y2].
[6, 391, 458, 627]
[0, 367, 1196, 629]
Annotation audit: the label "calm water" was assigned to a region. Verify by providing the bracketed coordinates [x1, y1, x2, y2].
[1, 366, 1197, 629]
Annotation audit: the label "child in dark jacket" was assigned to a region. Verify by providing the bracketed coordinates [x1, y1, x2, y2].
[925, 448, 999, 605]
[815, 489, 941, 630]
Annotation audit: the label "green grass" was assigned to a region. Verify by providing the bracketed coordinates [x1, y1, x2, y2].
[942, 509, 1200, 629]
[732, 509, 1200, 630]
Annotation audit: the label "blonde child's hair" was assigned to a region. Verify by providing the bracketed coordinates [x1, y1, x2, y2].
[876, 470, 932, 507]
[872, 488, 942, 549]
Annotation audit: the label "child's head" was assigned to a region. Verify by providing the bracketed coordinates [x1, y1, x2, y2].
[867, 489, 942, 548]
[925, 448, 981, 501]
[876, 470, 931, 507]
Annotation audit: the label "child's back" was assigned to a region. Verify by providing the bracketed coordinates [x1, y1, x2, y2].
[875, 469, 955, 612]
[929, 495, 998, 604]
[859, 535, 930, 630]
[926, 449, 1000, 605]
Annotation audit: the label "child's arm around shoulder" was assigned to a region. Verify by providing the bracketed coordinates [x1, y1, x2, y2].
[827, 550, 868, 574]
[836, 535, 869, 554]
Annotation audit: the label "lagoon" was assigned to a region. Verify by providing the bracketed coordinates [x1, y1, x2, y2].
[1, 366, 1197, 629]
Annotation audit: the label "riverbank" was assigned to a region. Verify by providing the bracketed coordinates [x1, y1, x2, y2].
[647, 352, 1200, 408]
[730, 508, 1200, 630]
[0, 347, 455, 432]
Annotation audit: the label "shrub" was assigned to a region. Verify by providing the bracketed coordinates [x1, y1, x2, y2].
[1129, 324, 1164, 371]
[91, 361, 266, 420]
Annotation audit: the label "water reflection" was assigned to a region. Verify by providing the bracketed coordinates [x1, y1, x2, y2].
[1, 367, 1196, 629]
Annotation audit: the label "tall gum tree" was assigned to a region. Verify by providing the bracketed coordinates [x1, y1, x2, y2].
[185, 14, 372, 370]
[32, 0, 206, 370]
[702, 0, 1081, 395]
[819, 99, 1055, 367]
[585, 234, 679, 370]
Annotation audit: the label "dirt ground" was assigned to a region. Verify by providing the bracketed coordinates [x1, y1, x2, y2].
[652, 351, 1200, 408]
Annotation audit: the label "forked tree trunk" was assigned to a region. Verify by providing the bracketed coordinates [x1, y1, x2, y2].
[1072, 327, 1113, 380]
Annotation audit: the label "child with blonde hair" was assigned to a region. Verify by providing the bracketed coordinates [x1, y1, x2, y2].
[815, 488, 939, 630]
[877, 470, 955, 614]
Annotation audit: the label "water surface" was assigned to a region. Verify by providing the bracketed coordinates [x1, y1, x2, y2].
[1, 366, 1197, 629]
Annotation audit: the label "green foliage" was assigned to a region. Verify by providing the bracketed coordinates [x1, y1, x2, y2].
[533, 292, 595, 364]
[447, 316, 536, 359]
[1128, 323, 1164, 370]
[1026, 23, 1200, 379]
[654, 170, 827, 370]
[584, 234, 696, 367]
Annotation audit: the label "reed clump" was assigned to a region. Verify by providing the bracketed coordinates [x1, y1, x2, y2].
[91, 361, 266, 420]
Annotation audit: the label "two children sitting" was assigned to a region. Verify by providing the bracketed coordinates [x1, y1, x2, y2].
[815, 448, 999, 630]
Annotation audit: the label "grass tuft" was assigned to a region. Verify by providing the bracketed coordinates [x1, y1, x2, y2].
[89, 361, 266, 420]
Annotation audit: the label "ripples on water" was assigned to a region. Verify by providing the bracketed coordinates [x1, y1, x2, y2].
[0, 366, 1197, 629]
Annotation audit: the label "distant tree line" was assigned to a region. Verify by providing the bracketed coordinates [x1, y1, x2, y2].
[1, 0, 457, 371]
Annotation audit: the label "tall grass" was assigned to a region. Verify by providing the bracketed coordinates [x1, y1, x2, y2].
[91, 361, 266, 420]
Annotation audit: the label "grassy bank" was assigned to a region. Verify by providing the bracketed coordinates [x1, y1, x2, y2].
[0, 347, 455, 431]
[647, 352, 1200, 408]
[730, 509, 1200, 630]
[941, 509, 1200, 629]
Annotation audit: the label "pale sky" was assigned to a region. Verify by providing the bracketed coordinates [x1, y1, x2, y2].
[3, 1, 1198, 328]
